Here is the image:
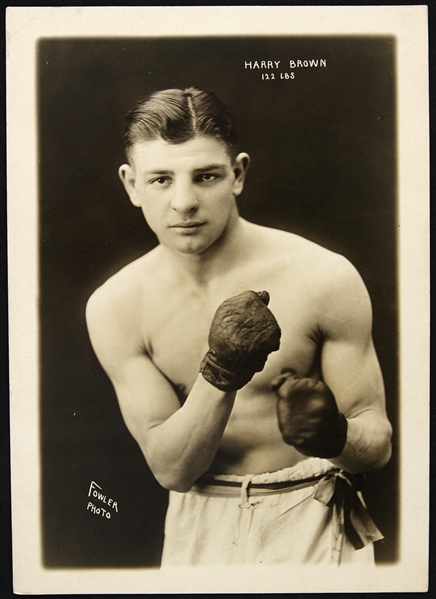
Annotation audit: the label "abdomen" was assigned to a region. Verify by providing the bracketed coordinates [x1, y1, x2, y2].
[210, 388, 304, 475]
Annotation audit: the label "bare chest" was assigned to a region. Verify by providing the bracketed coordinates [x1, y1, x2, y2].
[142, 285, 322, 401]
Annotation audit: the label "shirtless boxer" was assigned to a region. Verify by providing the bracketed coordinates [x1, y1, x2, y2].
[86, 88, 392, 566]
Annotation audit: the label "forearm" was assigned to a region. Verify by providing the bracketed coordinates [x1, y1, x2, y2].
[329, 411, 392, 474]
[141, 376, 235, 492]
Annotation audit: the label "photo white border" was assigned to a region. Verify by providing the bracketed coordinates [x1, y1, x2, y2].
[7, 5, 429, 593]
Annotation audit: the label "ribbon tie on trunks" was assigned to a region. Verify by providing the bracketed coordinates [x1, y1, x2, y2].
[313, 469, 384, 563]
[193, 467, 383, 564]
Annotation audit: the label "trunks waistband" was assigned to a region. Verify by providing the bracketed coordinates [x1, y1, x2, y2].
[191, 472, 330, 497]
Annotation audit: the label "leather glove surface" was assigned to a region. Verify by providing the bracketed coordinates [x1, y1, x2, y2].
[271, 368, 348, 458]
[200, 290, 281, 392]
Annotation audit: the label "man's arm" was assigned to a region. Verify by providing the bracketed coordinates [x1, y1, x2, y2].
[86, 288, 235, 492]
[319, 258, 392, 472]
[273, 256, 392, 473]
[86, 286, 280, 492]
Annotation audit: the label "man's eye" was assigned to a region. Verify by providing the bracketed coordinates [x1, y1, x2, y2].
[197, 173, 218, 182]
[151, 177, 171, 185]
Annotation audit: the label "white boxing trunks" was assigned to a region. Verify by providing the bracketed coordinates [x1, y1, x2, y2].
[161, 457, 383, 567]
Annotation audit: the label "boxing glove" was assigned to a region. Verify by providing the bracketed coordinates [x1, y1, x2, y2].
[200, 290, 281, 392]
[271, 368, 348, 458]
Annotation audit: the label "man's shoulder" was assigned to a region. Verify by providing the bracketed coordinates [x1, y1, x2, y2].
[86, 248, 162, 334]
[90, 248, 160, 304]
[267, 229, 371, 333]
[287, 237, 371, 328]
[259, 225, 367, 312]
[290, 236, 364, 299]
[260, 225, 355, 279]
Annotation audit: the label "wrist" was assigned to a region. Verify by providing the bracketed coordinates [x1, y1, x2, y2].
[194, 372, 237, 400]
[199, 351, 252, 392]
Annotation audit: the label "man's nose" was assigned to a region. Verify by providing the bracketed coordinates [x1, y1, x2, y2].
[170, 182, 199, 213]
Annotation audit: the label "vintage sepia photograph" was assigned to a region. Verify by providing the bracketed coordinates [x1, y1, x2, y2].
[7, 6, 429, 594]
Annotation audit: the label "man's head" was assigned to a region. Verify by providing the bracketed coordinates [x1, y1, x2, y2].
[118, 88, 250, 256]
[124, 87, 237, 163]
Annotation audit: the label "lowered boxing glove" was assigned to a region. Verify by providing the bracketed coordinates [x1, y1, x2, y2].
[200, 290, 281, 392]
[271, 368, 348, 458]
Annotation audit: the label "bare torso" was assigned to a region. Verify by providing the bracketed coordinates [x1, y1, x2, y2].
[105, 221, 336, 475]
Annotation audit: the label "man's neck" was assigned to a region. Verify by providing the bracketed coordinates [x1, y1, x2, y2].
[160, 215, 252, 290]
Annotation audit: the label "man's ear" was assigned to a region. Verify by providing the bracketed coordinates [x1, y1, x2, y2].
[232, 152, 251, 197]
[118, 164, 141, 207]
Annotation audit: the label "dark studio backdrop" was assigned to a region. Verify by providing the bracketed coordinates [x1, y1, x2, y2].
[38, 37, 397, 567]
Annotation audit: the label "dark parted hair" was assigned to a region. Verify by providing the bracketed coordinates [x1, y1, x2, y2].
[123, 87, 237, 162]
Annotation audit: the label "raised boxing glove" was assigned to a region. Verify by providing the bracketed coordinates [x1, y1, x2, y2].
[200, 290, 281, 392]
[271, 368, 348, 458]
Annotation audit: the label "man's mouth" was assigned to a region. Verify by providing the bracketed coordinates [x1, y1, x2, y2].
[170, 222, 205, 229]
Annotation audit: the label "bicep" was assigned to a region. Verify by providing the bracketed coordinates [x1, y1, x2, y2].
[318, 261, 386, 419]
[321, 336, 386, 419]
[110, 354, 181, 452]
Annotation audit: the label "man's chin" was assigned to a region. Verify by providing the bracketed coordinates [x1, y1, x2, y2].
[165, 238, 211, 256]
[177, 243, 210, 256]
[161, 227, 227, 256]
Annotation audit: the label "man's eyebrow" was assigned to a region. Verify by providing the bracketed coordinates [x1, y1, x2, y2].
[193, 163, 227, 172]
[142, 164, 227, 176]
[141, 169, 173, 176]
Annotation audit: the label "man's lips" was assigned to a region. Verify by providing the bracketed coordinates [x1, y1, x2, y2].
[170, 222, 205, 229]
